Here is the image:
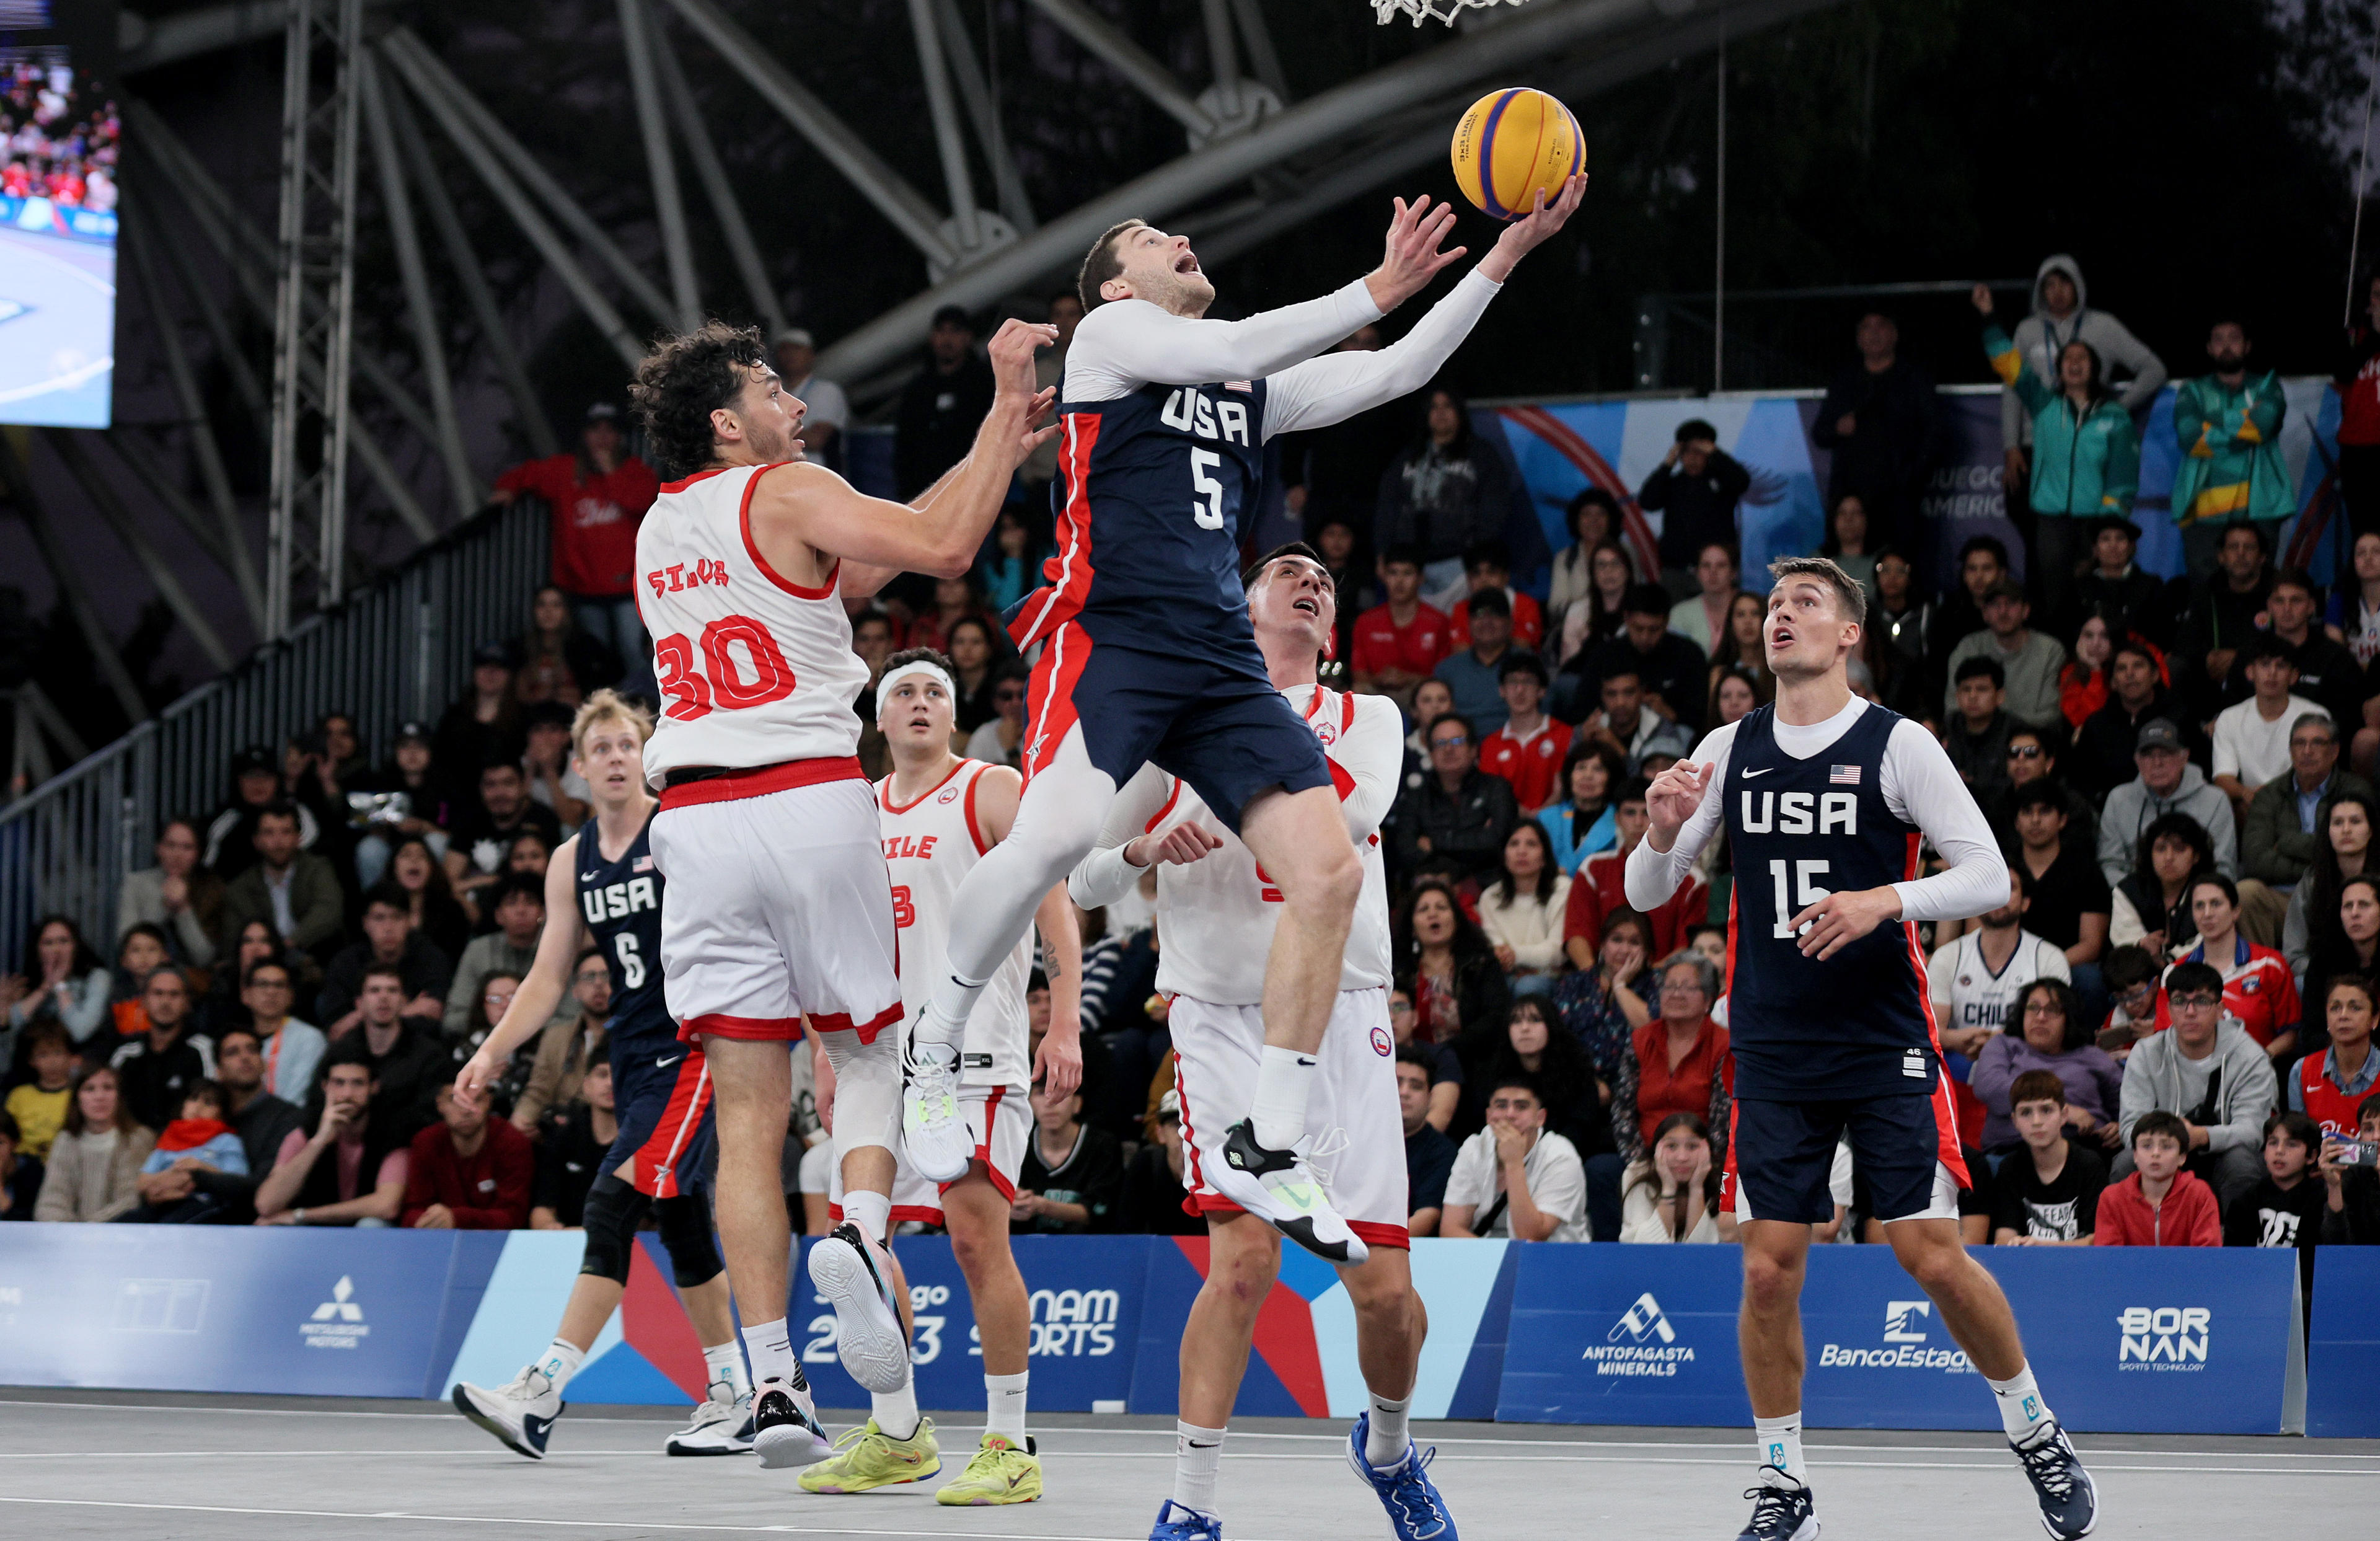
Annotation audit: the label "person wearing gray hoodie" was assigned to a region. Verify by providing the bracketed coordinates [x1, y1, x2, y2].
[2115, 960, 2278, 1208]
[1998, 256, 2169, 467]
[2097, 719, 2237, 888]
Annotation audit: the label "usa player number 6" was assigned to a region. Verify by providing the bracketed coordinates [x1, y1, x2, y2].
[1768, 859, 1831, 938]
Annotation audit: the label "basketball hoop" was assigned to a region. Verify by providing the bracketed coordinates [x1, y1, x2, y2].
[1372, 0, 1530, 26]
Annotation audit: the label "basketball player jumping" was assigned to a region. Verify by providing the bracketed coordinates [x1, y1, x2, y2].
[793, 647, 1082, 1503]
[1627, 557, 2097, 1541]
[1070, 545, 1448, 1541]
[452, 691, 774, 1460]
[903, 181, 1585, 1268]
[628, 317, 1056, 1465]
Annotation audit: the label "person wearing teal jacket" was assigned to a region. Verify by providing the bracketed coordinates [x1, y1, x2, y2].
[1974, 285, 2140, 626]
[2170, 320, 2293, 576]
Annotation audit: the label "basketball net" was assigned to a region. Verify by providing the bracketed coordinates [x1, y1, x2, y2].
[1372, 0, 1530, 25]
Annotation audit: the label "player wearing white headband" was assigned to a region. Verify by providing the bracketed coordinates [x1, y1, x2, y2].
[798, 645, 1082, 1504]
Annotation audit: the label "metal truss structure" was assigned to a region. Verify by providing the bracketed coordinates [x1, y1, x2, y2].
[90, 0, 1841, 652]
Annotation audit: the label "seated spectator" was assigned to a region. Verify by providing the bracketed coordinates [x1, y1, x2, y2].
[1553, 906, 1652, 1083]
[2099, 721, 2237, 888]
[219, 803, 344, 963]
[2118, 961, 2278, 1209]
[1431, 588, 1519, 733]
[1580, 661, 1694, 780]
[2098, 945, 2162, 1049]
[2309, 877, 2380, 1005]
[346, 722, 451, 891]
[2211, 643, 2325, 821]
[2291, 974, 2379, 1139]
[1447, 539, 1545, 651]
[108, 967, 214, 1132]
[2069, 516, 2173, 650]
[2243, 718, 2371, 945]
[1665, 541, 1740, 655]
[35, 1065, 154, 1221]
[1478, 654, 1571, 811]
[1924, 536, 2008, 690]
[1561, 583, 1708, 734]
[403, 1076, 534, 1230]
[1985, 727, 2098, 857]
[445, 761, 563, 910]
[2072, 643, 2205, 799]
[1548, 489, 1623, 630]
[1113, 1088, 1202, 1237]
[118, 1078, 249, 1223]
[2153, 875, 2301, 1062]
[1972, 979, 2124, 1154]
[1708, 662, 1764, 731]
[2109, 813, 2214, 958]
[1536, 740, 1623, 874]
[1860, 549, 1924, 708]
[1990, 1070, 2107, 1244]
[1461, 999, 1606, 1155]
[1619, 1111, 1730, 1243]
[1928, 867, 2072, 1064]
[1708, 592, 1776, 706]
[320, 886, 453, 1035]
[1942, 656, 2016, 798]
[1441, 1073, 1589, 1241]
[2177, 524, 2276, 722]
[2225, 1111, 2324, 1297]
[2231, 568, 2363, 732]
[190, 1026, 305, 1224]
[325, 966, 447, 1141]
[106, 923, 172, 1041]
[115, 818, 222, 969]
[1390, 715, 1518, 883]
[203, 745, 322, 879]
[1351, 544, 1455, 710]
[514, 950, 612, 1135]
[2055, 608, 2121, 732]
[454, 972, 540, 1115]
[1942, 580, 2067, 733]
[520, 700, 591, 829]
[1398, 879, 1509, 1052]
[1564, 782, 1706, 963]
[255, 1058, 408, 1226]
[1013, 1077, 1121, 1234]
[515, 585, 624, 708]
[444, 873, 562, 1043]
[1612, 952, 1732, 1167]
[1477, 824, 1570, 978]
[1398, 1051, 1458, 1235]
[2006, 784, 2111, 979]
[2317, 1091, 2380, 1243]
[0, 1110, 39, 1219]
[5, 1023, 75, 1159]
[1554, 537, 1634, 666]
[1390, 984, 1461, 1132]
[2285, 792, 2378, 986]
[1820, 493, 1879, 599]
[944, 614, 1010, 739]
[389, 836, 475, 962]
[232, 958, 327, 1102]
[963, 662, 1029, 770]
[2097, 1110, 2221, 1246]
[531, 1051, 611, 1229]
[3, 915, 112, 1058]
[433, 644, 527, 811]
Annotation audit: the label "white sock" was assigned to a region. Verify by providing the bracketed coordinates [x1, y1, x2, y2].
[917, 979, 984, 1048]
[702, 1340, 749, 1399]
[533, 1337, 585, 1395]
[985, 1371, 1029, 1444]
[1364, 1391, 1411, 1468]
[872, 1367, 921, 1441]
[844, 1189, 892, 1245]
[1250, 1044, 1318, 1150]
[1987, 1363, 2053, 1445]
[741, 1318, 798, 1389]
[1173, 1420, 1227, 1516]
[1754, 1412, 1806, 1489]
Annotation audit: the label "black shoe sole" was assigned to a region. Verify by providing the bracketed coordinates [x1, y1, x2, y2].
[1276, 1214, 1355, 1265]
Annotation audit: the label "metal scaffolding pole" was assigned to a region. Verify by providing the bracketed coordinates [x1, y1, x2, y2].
[104, 428, 241, 577]
[646, 11, 785, 335]
[45, 431, 237, 672]
[0, 435, 150, 726]
[932, 0, 1035, 233]
[1023, 0, 1214, 137]
[1228, 0, 1289, 103]
[620, 0, 702, 330]
[908, 0, 981, 252]
[1201, 0, 1241, 120]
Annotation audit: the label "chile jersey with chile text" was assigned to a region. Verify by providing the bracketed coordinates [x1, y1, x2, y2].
[1723, 701, 1945, 1102]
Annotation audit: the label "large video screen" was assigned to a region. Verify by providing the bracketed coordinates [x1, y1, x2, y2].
[0, 37, 117, 428]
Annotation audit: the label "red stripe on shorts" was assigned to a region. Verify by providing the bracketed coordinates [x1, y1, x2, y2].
[681, 1012, 804, 1043]
[627, 1054, 712, 1200]
[806, 998, 904, 1046]
[1023, 620, 1093, 782]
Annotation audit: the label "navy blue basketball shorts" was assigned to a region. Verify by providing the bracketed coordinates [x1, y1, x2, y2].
[606, 1047, 716, 1201]
[1724, 1090, 1970, 1226]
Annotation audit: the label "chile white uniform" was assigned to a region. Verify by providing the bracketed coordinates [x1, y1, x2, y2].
[829, 760, 1035, 1224]
[636, 462, 903, 1046]
[1070, 684, 1410, 1253]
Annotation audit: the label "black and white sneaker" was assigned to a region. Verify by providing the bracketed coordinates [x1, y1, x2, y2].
[665, 1379, 756, 1455]
[751, 1374, 832, 1470]
[1735, 1471, 1818, 1541]
[807, 1222, 912, 1393]
[1204, 1120, 1367, 1266]
[452, 1366, 565, 1460]
[2011, 1423, 2097, 1539]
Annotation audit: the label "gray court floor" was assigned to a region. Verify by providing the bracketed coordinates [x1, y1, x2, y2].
[0, 1389, 2369, 1540]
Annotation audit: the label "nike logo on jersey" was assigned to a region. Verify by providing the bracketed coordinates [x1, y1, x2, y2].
[1742, 767, 1774, 778]
[656, 1054, 684, 1069]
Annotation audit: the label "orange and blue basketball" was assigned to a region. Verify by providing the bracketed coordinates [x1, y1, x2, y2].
[1450, 86, 1584, 221]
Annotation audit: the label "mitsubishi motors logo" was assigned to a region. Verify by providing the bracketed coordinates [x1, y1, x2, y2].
[1584, 1293, 1693, 1377]
[301, 1276, 370, 1349]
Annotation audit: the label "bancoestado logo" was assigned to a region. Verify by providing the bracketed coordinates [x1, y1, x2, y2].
[1583, 1292, 1696, 1376]
[1817, 1299, 1976, 1373]
[301, 1275, 368, 1349]
[2117, 1306, 2210, 1371]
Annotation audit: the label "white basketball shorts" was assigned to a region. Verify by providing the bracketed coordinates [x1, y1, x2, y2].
[828, 1082, 1029, 1229]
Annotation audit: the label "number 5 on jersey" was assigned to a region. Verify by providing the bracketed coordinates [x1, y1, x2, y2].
[1769, 859, 1830, 938]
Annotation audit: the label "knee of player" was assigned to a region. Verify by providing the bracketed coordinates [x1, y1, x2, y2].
[1895, 1230, 1973, 1294]
[1279, 840, 1362, 917]
[1341, 1261, 1416, 1319]
[1740, 1249, 1802, 1307]
[1208, 1227, 1280, 1300]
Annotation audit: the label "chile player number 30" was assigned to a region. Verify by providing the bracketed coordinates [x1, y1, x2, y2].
[654, 612, 800, 720]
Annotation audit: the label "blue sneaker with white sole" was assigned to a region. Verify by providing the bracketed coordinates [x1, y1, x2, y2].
[1147, 1498, 1223, 1540]
[2012, 1423, 2097, 1539]
[1345, 1412, 1456, 1540]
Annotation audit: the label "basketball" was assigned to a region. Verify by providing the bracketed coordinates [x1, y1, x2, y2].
[1450, 86, 1584, 220]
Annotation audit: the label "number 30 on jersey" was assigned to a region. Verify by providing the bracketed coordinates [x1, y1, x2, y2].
[654, 614, 799, 720]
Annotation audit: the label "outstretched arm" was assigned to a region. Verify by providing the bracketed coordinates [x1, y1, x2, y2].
[456, 842, 587, 1113]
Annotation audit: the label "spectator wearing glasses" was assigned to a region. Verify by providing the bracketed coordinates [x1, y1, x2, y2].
[1388, 984, 1461, 1134]
[1619, 1111, 1732, 1243]
[1390, 714, 1518, 883]
[2100, 721, 2237, 889]
[2117, 961, 2277, 1209]
[1440, 1074, 1589, 1242]
[1990, 1070, 2106, 1245]
[1397, 1049, 1458, 1235]
[1981, 727, 2097, 856]
[513, 950, 614, 1136]
[2242, 720, 2372, 950]
[2153, 875, 2301, 1063]
[318, 885, 454, 1037]
[962, 663, 1031, 770]
[1611, 952, 1732, 1168]
[236, 959, 326, 1104]
[1972, 979, 2123, 1154]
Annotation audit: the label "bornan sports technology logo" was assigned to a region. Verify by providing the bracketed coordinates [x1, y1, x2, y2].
[2117, 1306, 2210, 1372]
[1817, 1299, 1975, 1372]
[1582, 1291, 1695, 1377]
[302, 1275, 369, 1349]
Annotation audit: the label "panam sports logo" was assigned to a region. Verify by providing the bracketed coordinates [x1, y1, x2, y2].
[301, 1275, 369, 1349]
[1582, 1291, 1695, 1377]
[1817, 1297, 1975, 1372]
[2117, 1306, 2210, 1371]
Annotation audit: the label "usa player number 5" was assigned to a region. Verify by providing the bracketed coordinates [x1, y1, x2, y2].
[1189, 449, 1226, 530]
[654, 614, 799, 720]
[1768, 859, 1831, 938]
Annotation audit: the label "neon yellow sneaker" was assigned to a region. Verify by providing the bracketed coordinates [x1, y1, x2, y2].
[934, 1433, 1043, 1505]
[795, 1418, 940, 1493]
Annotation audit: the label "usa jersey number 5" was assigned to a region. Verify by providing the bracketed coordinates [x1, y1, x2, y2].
[1768, 859, 1830, 938]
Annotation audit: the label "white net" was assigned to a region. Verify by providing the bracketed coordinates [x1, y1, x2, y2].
[1372, 0, 1531, 25]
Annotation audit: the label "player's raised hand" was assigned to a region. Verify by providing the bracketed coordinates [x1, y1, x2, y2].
[1125, 822, 1224, 869]
[1364, 195, 1467, 312]
[1479, 172, 1587, 283]
[986, 318, 1058, 398]
[1786, 885, 1904, 962]
[1643, 757, 1712, 852]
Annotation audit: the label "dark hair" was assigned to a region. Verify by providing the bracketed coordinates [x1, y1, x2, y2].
[852, 607, 897, 638]
[17, 1022, 71, 1061]
[930, 302, 972, 332]
[2011, 782, 2066, 816]
[1582, 539, 1634, 634]
[2303, 791, 2380, 960]
[2270, 565, 2316, 599]
[1621, 583, 1672, 620]
[1393, 1044, 1439, 1079]
[1820, 493, 1869, 557]
[478, 758, 525, 783]
[64, 1063, 140, 1137]
[1954, 655, 2006, 689]
[1615, 775, 1652, 806]
[1560, 738, 1625, 812]
[2008, 1069, 2067, 1108]
[2323, 973, 2376, 1013]
[180, 1077, 226, 1116]
[2055, 337, 2110, 406]
[241, 956, 293, 989]
[1242, 541, 1329, 591]
[1077, 218, 1148, 311]
[1958, 535, 2010, 569]
[1624, 1110, 1724, 1229]
[1566, 488, 1620, 543]
[2100, 944, 2159, 994]
[1485, 1071, 1543, 1105]
[1494, 819, 1559, 908]
[361, 882, 413, 917]
[1466, 586, 1510, 620]
[215, 1025, 263, 1055]
[1497, 651, 1548, 687]
[1380, 542, 1425, 572]
[252, 800, 301, 832]
[1417, 386, 1474, 457]
[2136, 813, 2213, 894]
[630, 320, 768, 479]
[2162, 960, 2226, 1001]
[116, 921, 171, 964]
[1707, 661, 1768, 723]
[1427, 712, 1477, 748]
[360, 961, 408, 989]
[2131, 1109, 2190, 1150]
[2190, 871, 2241, 912]
[1674, 418, 1717, 444]
[944, 614, 1002, 661]
[882, 643, 959, 681]
[488, 870, 547, 914]
[1598, 907, 1653, 955]
[1396, 878, 1497, 998]
[2265, 1109, 2319, 1153]
[1463, 537, 1513, 574]
[0, 1108, 16, 1147]
[2220, 520, 2272, 556]
[2014, 978, 2090, 1053]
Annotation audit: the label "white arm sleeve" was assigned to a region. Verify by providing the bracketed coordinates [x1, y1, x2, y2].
[1336, 695, 1406, 845]
[1261, 270, 1504, 440]
[1064, 280, 1383, 402]
[1880, 719, 2011, 923]
[1623, 725, 1738, 911]
[1067, 764, 1178, 909]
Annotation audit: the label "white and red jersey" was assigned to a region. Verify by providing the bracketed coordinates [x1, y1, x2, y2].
[1072, 684, 1401, 1005]
[637, 462, 868, 782]
[878, 759, 1033, 1088]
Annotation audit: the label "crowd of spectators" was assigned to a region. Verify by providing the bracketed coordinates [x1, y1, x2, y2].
[1, 55, 115, 213]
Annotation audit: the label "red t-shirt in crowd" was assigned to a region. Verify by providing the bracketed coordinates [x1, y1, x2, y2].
[1448, 589, 1544, 650]
[1567, 848, 1706, 959]
[1350, 601, 1453, 682]
[2149, 937, 2301, 1048]
[2092, 1170, 2221, 1246]
[402, 1118, 534, 1229]
[495, 454, 661, 598]
[1479, 717, 1573, 813]
[2341, 332, 2380, 448]
[1629, 1017, 1732, 1152]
